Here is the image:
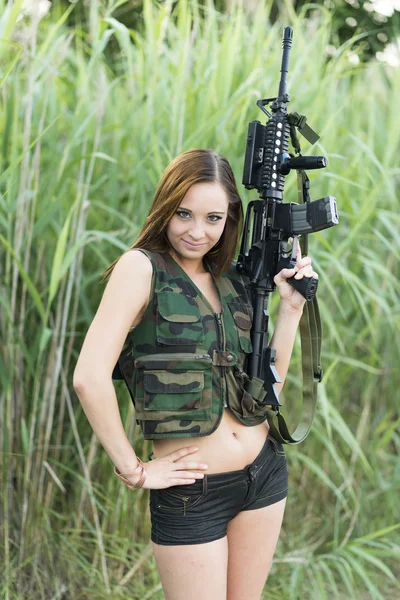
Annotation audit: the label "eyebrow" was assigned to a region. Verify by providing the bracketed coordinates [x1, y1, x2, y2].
[178, 207, 226, 214]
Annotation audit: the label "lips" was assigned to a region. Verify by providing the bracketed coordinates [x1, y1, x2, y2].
[182, 240, 207, 249]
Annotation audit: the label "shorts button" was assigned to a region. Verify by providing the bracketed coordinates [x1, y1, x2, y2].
[226, 354, 234, 362]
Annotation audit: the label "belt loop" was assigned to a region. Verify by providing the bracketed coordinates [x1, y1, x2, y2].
[203, 474, 208, 496]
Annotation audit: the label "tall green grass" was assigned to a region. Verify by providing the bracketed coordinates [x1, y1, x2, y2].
[0, 0, 399, 598]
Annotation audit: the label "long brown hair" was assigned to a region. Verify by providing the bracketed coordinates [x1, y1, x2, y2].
[101, 149, 243, 281]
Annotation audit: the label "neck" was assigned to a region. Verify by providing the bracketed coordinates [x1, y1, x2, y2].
[168, 250, 208, 277]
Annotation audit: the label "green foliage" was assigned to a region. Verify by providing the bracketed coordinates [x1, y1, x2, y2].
[53, 0, 400, 63]
[0, 0, 399, 598]
[279, 0, 400, 62]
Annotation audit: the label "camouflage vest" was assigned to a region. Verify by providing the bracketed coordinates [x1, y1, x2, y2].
[114, 250, 270, 439]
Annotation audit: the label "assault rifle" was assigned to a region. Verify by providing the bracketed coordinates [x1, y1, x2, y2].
[237, 27, 338, 444]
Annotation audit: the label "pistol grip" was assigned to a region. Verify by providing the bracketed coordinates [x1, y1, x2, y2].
[278, 259, 318, 301]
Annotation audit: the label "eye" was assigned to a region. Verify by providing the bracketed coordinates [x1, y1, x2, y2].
[207, 215, 223, 223]
[176, 209, 191, 220]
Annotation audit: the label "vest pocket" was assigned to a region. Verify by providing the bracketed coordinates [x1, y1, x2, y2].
[156, 291, 204, 345]
[227, 301, 253, 354]
[134, 353, 212, 421]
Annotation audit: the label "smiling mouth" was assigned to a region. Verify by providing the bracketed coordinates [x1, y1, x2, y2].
[182, 240, 206, 248]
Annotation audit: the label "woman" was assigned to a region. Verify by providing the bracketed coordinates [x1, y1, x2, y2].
[73, 149, 317, 600]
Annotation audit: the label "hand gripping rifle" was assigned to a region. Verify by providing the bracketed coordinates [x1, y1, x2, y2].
[237, 27, 339, 444]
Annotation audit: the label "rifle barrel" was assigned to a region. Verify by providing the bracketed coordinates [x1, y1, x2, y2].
[278, 26, 293, 99]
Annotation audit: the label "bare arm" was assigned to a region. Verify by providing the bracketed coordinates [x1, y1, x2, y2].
[269, 305, 302, 395]
[270, 244, 318, 394]
[73, 250, 153, 472]
[73, 250, 208, 488]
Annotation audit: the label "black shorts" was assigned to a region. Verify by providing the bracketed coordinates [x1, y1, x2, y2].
[149, 434, 288, 546]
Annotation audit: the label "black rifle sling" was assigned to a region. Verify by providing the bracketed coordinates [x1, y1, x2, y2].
[266, 170, 323, 444]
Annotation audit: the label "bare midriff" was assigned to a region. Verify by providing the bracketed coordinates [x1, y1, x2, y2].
[152, 409, 269, 474]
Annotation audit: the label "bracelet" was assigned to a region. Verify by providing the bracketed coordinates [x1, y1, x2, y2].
[114, 458, 147, 490]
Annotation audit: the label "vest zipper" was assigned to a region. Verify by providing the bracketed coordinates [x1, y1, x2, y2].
[215, 313, 225, 350]
[215, 313, 228, 408]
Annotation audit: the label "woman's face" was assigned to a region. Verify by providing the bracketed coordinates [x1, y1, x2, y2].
[166, 182, 229, 264]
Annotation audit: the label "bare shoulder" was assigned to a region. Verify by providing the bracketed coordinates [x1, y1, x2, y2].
[105, 249, 153, 325]
[114, 249, 153, 279]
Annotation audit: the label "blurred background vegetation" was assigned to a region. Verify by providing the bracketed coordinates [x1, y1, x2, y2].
[0, 0, 399, 598]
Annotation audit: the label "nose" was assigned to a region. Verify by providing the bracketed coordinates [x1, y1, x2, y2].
[188, 220, 206, 240]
